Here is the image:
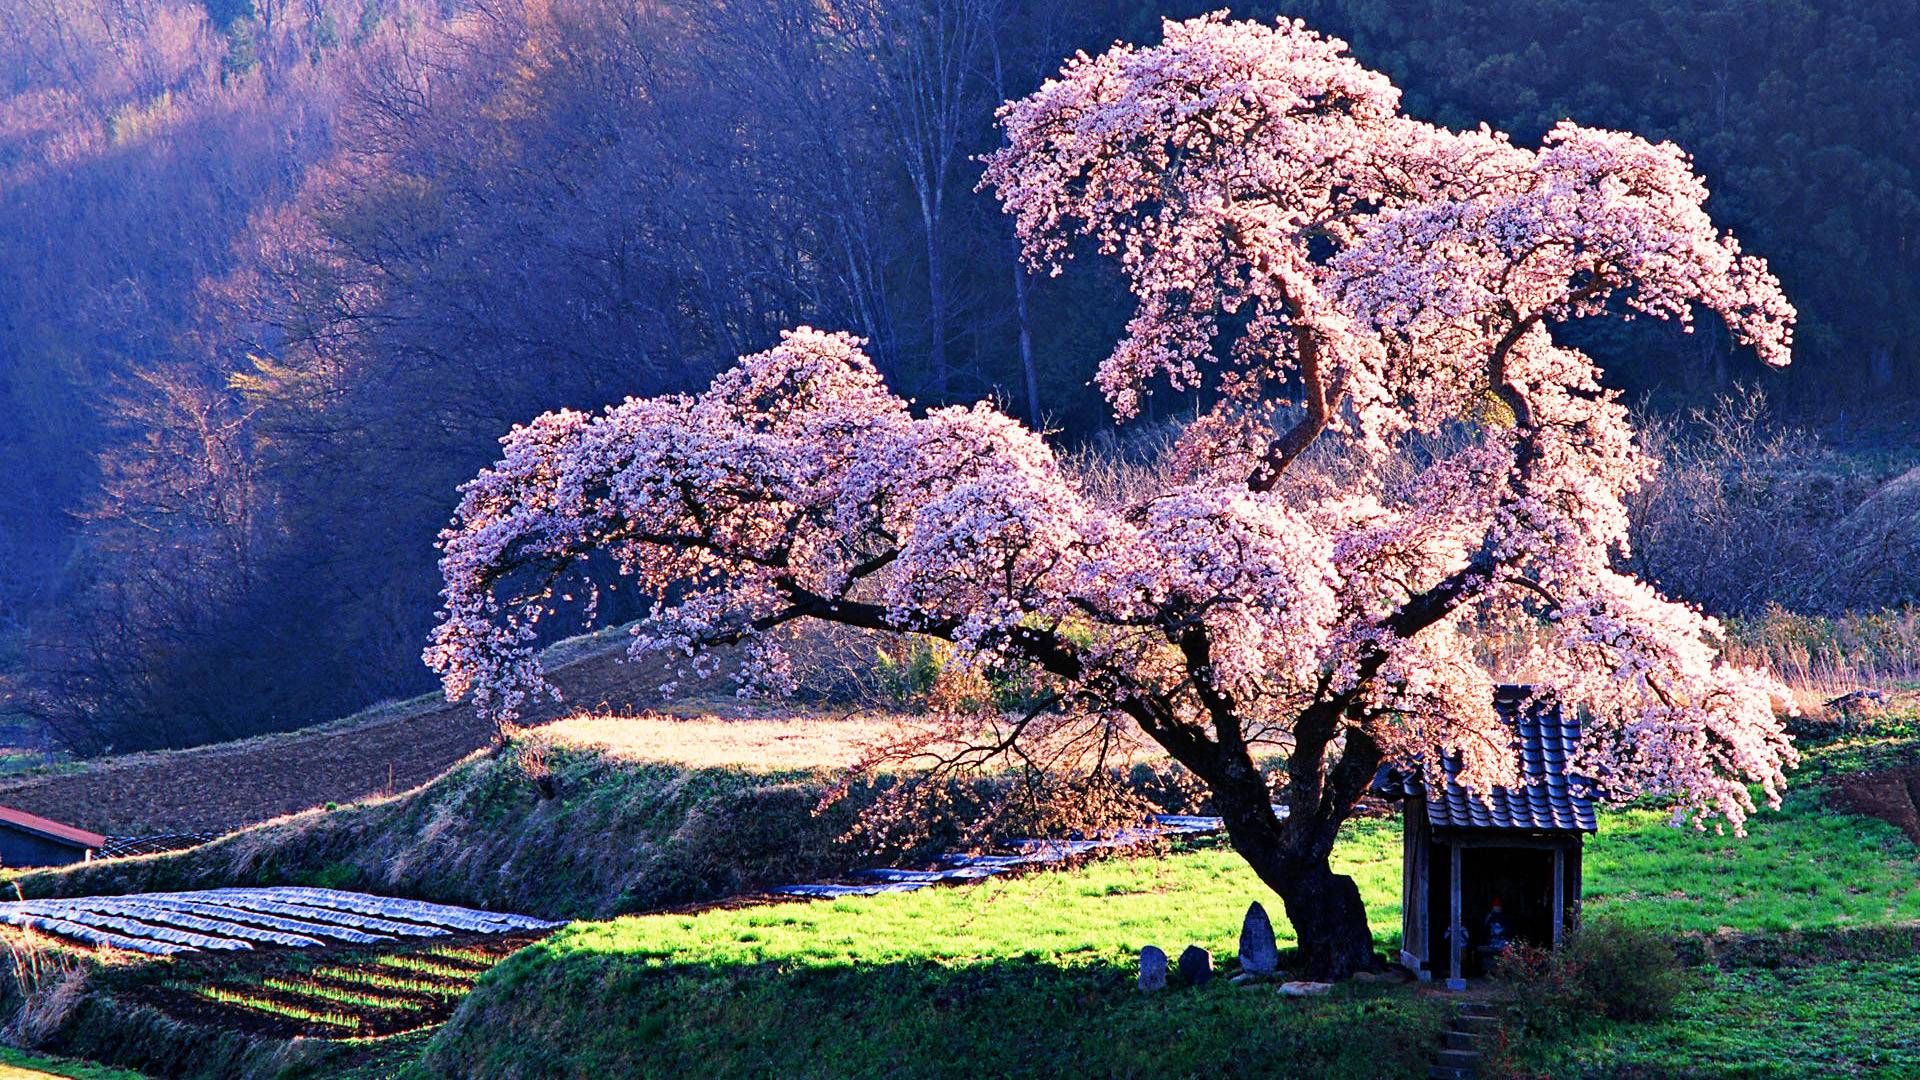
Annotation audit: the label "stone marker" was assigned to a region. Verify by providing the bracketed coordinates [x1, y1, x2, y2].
[1178, 945, 1213, 986]
[1239, 901, 1280, 975]
[1139, 945, 1168, 991]
[1279, 980, 1333, 997]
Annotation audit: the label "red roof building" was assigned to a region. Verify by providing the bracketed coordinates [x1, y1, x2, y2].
[0, 805, 105, 868]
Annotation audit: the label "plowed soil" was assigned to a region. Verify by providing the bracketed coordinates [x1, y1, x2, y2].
[1830, 763, 1920, 844]
[129, 930, 552, 1040]
[0, 644, 684, 834]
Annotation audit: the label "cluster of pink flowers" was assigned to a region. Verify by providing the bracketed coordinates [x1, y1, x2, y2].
[432, 14, 1798, 833]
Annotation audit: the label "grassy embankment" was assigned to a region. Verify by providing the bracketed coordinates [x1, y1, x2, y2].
[0, 714, 947, 921]
[422, 822, 1453, 1080]
[419, 740, 1920, 1080]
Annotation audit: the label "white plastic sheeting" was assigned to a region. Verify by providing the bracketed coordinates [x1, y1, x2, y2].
[773, 806, 1288, 899]
[0, 888, 564, 955]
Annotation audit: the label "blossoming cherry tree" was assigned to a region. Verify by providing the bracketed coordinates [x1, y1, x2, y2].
[428, 15, 1798, 979]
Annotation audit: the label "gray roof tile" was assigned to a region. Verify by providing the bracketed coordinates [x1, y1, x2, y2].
[1381, 685, 1598, 833]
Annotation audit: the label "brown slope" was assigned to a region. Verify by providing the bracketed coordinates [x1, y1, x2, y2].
[0, 636, 694, 835]
[1830, 763, 1920, 846]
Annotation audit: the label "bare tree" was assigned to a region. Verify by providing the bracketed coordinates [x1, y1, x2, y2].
[846, 0, 997, 399]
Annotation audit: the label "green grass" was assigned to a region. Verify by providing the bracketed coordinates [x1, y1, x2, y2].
[1509, 783, 1920, 1077]
[417, 778, 1920, 1079]
[0, 1047, 144, 1079]
[536, 822, 1400, 969]
[1581, 789, 1920, 934]
[1795, 725, 1920, 780]
[422, 821, 1449, 1079]
[1513, 959, 1920, 1078]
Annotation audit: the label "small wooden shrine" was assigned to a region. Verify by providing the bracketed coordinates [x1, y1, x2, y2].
[1375, 686, 1597, 984]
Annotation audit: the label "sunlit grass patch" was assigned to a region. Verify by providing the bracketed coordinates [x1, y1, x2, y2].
[1583, 790, 1920, 934]
[538, 820, 1400, 973]
[534, 713, 917, 771]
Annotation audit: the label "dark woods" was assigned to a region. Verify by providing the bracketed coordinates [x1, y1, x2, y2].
[4, 0, 1918, 752]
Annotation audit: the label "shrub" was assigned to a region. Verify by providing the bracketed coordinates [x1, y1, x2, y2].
[1628, 390, 1920, 621]
[1566, 921, 1688, 1022]
[871, 639, 947, 707]
[1495, 920, 1689, 1032]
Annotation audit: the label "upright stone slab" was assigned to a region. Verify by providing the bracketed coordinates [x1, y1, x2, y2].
[1138, 945, 1168, 991]
[1239, 901, 1280, 975]
[1178, 944, 1213, 986]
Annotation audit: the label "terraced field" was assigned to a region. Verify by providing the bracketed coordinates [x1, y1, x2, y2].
[142, 935, 545, 1039]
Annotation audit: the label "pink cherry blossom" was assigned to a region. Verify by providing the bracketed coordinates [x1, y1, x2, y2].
[431, 15, 1798, 979]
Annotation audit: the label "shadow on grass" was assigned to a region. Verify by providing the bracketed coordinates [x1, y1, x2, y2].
[420, 953, 1450, 1079]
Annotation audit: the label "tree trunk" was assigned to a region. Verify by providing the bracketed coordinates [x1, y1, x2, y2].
[1203, 730, 1380, 981]
[1011, 247, 1039, 429]
[1271, 862, 1376, 980]
[991, 34, 1042, 430]
[1221, 828, 1377, 980]
[923, 208, 949, 399]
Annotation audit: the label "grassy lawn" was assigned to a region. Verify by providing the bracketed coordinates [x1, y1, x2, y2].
[1582, 789, 1920, 934]
[1513, 959, 1920, 1078]
[416, 771, 1920, 1079]
[0, 1047, 143, 1079]
[420, 820, 1452, 1079]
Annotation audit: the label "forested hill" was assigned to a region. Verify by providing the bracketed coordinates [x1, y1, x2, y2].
[2, 0, 1915, 754]
[1282, 0, 1920, 405]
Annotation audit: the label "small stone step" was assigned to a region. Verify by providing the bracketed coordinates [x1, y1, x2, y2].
[1455, 1001, 1500, 1019]
[1444, 1029, 1481, 1051]
[1435, 1049, 1479, 1069]
[1453, 1014, 1500, 1033]
[1426, 1066, 1474, 1080]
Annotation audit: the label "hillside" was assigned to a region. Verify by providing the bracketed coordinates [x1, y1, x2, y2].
[1, 721, 908, 921]
[0, 628, 706, 835]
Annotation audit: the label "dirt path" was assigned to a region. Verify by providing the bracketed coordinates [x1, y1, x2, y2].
[0, 646, 679, 835]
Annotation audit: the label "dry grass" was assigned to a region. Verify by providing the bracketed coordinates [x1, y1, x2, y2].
[537, 710, 1177, 772]
[0, 929, 91, 1047]
[535, 711, 932, 771]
